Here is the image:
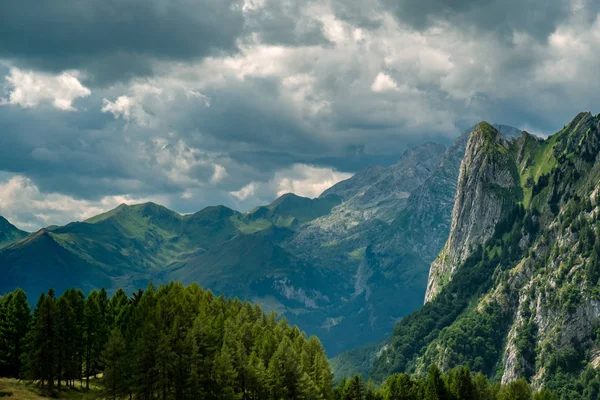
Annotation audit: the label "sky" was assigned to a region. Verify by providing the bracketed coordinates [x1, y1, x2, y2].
[0, 0, 599, 230]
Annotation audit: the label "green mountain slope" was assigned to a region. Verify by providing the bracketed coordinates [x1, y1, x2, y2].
[0, 229, 112, 297]
[366, 112, 600, 394]
[0, 217, 28, 248]
[241, 193, 343, 232]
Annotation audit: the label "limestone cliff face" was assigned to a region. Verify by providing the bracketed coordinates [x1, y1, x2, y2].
[425, 122, 518, 302]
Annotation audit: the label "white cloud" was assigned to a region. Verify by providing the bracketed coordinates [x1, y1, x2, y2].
[101, 95, 136, 120]
[101, 81, 210, 126]
[230, 182, 257, 200]
[229, 164, 351, 204]
[274, 164, 352, 198]
[242, 0, 265, 12]
[1, 68, 90, 111]
[371, 72, 399, 92]
[211, 164, 228, 183]
[101, 83, 162, 126]
[0, 175, 165, 231]
[139, 137, 228, 188]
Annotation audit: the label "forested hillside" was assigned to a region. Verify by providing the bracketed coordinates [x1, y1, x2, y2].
[0, 283, 333, 400]
[0, 284, 553, 400]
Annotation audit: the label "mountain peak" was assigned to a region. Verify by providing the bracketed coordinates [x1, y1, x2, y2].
[474, 120, 495, 132]
[473, 121, 503, 141]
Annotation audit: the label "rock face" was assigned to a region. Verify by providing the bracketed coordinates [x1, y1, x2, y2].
[425, 122, 518, 302]
[321, 142, 446, 222]
[371, 113, 600, 393]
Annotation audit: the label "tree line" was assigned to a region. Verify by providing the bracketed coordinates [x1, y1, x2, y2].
[0, 282, 333, 399]
[337, 365, 555, 400]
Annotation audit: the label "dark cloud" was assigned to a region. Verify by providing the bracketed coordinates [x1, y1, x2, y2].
[242, 0, 331, 46]
[1, 0, 600, 229]
[330, 0, 385, 29]
[178, 77, 327, 154]
[0, 0, 244, 85]
[381, 0, 573, 41]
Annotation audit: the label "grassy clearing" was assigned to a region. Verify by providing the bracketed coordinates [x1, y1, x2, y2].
[0, 378, 103, 399]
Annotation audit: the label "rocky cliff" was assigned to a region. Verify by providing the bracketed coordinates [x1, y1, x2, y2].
[425, 122, 519, 302]
[371, 112, 600, 395]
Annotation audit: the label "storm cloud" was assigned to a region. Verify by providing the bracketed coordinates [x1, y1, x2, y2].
[0, 0, 599, 229]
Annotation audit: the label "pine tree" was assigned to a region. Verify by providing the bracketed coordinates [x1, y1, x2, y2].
[383, 374, 421, 400]
[84, 292, 101, 390]
[1, 289, 30, 378]
[214, 343, 240, 400]
[156, 331, 173, 400]
[343, 375, 365, 400]
[0, 298, 6, 375]
[24, 290, 58, 388]
[268, 336, 303, 400]
[473, 373, 495, 400]
[64, 288, 85, 387]
[108, 288, 130, 332]
[102, 328, 128, 400]
[56, 295, 76, 388]
[424, 365, 448, 400]
[448, 366, 475, 400]
[303, 337, 333, 400]
[246, 351, 269, 400]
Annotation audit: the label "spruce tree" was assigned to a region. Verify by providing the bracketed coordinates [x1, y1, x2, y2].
[84, 292, 101, 390]
[56, 295, 76, 388]
[424, 365, 448, 400]
[268, 336, 303, 400]
[24, 290, 58, 388]
[448, 366, 475, 400]
[1, 289, 30, 378]
[213, 343, 240, 400]
[103, 328, 128, 400]
[343, 375, 365, 400]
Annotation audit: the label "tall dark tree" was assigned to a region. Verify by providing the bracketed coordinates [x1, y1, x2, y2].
[0, 289, 30, 378]
[424, 365, 448, 400]
[448, 366, 475, 400]
[24, 290, 58, 388]
[56, 295, 76, 388]
[64, 288, 85, 387]
[342, 375, 365, 400]
[103, 328, 128, 400]
[84, 292, 102, 390]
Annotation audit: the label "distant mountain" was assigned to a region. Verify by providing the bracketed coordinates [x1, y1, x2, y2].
[0, 216, 28, 248]
[0, 126, 522, 359]
[321, 142, 445, 222]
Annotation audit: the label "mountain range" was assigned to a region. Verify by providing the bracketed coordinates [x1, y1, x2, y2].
[4, 111, 600, 394]
[0, 123, 519, 359]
